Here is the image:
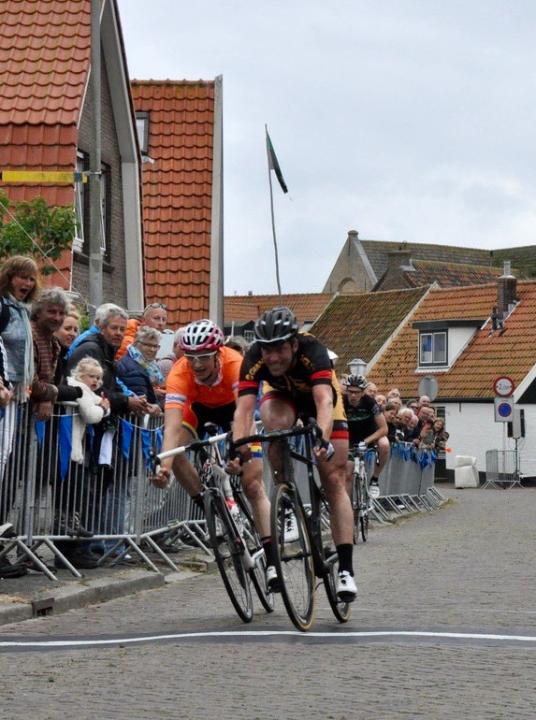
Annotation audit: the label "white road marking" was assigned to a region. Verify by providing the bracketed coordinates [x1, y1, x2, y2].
[1, 629, 536, 649]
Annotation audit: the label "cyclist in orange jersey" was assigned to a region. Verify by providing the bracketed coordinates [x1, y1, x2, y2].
[152, 319, 271, 548]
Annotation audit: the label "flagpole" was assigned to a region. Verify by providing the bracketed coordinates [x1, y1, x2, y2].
[266, 125, 282, 296]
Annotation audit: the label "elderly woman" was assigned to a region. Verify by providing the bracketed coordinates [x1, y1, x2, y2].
[66, 303, 147, 416]
[115, 326, 163, 415]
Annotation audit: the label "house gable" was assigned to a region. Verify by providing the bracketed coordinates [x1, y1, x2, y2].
[368, 281, 536, 400]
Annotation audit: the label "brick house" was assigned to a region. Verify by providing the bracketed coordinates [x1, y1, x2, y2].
[0, 0, 144, 312]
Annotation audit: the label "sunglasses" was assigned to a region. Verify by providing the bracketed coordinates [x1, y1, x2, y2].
[184, 352, 217, 361]
[144, 303, 167, 311]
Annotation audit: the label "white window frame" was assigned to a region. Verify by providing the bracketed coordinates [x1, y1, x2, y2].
[419, 331, 447, 366]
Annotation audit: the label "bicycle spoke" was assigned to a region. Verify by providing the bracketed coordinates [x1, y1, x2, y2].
[205, 493, 253, 623]
[271, 483, 315, 631]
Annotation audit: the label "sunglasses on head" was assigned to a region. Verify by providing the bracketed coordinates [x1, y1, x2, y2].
[144, 303, 167, 312]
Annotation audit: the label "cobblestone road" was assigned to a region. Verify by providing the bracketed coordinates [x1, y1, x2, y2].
[1, 487, 536, 719]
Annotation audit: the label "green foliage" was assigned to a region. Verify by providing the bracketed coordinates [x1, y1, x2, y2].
[0, 191, 77, 274]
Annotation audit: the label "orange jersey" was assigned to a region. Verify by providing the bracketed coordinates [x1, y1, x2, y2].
[165, 346, 243, 411]
[115, 318, 140, 361]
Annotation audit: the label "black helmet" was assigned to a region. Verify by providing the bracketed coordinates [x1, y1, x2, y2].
[346, 374, 368, 390]
[254, 306, 298, 344]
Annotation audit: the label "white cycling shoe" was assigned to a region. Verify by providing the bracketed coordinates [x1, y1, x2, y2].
[369, 480, 380, 500]
[336, 570, 357, 602]
[284, 511, 300, 542]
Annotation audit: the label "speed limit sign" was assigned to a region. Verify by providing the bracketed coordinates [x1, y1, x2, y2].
[494, 376, 514, 397]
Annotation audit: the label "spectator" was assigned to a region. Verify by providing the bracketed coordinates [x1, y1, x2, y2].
[115, 302, 168, 361]
[157, 327, 186, 382]
[30, 287, 69, 420]
[67, 357, 111, 462]
[407, 399, 419, 414]
[62, 304, 147, 569]
[375, 393, 387, 410]
[115, 326, 163, 416]
[66, 303, 147, 416]
[414, 418, 435, 449]
[418, 394, 431, 408]
[433, 417, 449, 454]
[364, 381, 378, 398]
[398, 407, 419, 441]
[383, 401, 401, 443]
[224, 335, 248, 355]
[54, 306, 85, 402]
[0, 255, 41, 401]
[386, 387, 401, 401]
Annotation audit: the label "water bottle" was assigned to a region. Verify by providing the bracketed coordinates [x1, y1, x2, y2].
[225, 497, 244, 536]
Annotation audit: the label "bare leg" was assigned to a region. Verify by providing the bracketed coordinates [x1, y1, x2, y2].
[171, 425, 203, 497]
[317, 439, 354, 547]
[259, 397, 296, 482]
[241, 458, 270, 537]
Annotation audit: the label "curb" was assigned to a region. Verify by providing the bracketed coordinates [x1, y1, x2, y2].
[0, 570, 166, 628]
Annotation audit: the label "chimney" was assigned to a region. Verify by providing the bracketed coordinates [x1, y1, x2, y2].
[497, 261, 517, 318]
[386, 249, 413, 271]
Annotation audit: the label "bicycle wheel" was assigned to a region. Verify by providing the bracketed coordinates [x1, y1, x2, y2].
[323, 550, 352, 623]
[205, 492, 253, 623]
[236, 494, 274, 613]
[271, 482, 315, 632]
[359, 475, 369, 543]
[352, 470, 361, 545]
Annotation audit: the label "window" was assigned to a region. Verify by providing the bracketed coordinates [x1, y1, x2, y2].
[135, 111, 149, 155]
[243, 330, 255, 344]
[74, 152, 88, 253]
[73, 151, 111, 262]
[419, 331, 447, 366]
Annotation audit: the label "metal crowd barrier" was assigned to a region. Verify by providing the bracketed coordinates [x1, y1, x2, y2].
[0, 401, 200, 581]
[372, 442, 446, 519]
[483, 449, 523, 489]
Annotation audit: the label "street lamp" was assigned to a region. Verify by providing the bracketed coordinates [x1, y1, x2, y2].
[348, 357, 367, 377]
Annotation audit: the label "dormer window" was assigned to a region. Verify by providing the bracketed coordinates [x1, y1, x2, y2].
[419, 331, 447, 366]
[413, 318, 485, 371]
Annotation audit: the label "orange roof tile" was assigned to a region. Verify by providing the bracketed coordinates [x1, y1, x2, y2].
[310, 287, 429, 373]
[368, 281, 536, 399]
[224, 293, 334, 327]
[131, 80, 215, 326]
[0, 0, 92, 289]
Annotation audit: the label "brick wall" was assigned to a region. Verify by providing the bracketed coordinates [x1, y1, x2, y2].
[72, 48, 128, 309]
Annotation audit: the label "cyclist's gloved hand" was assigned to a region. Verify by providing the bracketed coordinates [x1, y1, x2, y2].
[152, 465, 171, 489]
[315, 438, 335, 461]
[227, 443, 252, 475]
[358, 441, 368, 453]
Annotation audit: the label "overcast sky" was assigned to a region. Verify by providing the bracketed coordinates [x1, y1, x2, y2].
[118, 0, 536, 295]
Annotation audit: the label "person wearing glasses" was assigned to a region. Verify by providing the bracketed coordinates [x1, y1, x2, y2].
[115, 326, 164, 416]
[153, 319, 270, 550]
[115, 302, 168, 362]
[230, 306, 356, 602]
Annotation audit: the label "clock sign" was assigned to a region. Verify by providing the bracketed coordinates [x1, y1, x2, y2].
[493, 376, 514, 398]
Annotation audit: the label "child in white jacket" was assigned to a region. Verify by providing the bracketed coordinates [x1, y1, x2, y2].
[67, 357, 111, 462]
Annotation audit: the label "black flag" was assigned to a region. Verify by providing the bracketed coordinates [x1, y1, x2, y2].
[266, 129, 288, 194]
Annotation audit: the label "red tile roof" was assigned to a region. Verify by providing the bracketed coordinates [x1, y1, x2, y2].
[310, 287, 429, 372]
[131, 80, 215, 326]
[368, 281, 536, 399]
[224, 293, 334, 327]
[0, 0, 92, 288]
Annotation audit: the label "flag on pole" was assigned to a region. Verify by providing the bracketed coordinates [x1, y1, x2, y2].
[265, 128, 288, 194]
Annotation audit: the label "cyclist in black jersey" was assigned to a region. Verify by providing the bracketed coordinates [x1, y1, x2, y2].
[231, 306, 357, 603]
[344, 374, 388, 499]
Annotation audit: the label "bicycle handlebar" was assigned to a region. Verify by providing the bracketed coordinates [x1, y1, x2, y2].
[157, 431, 230, 461]
[232, 419, 324, 451]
